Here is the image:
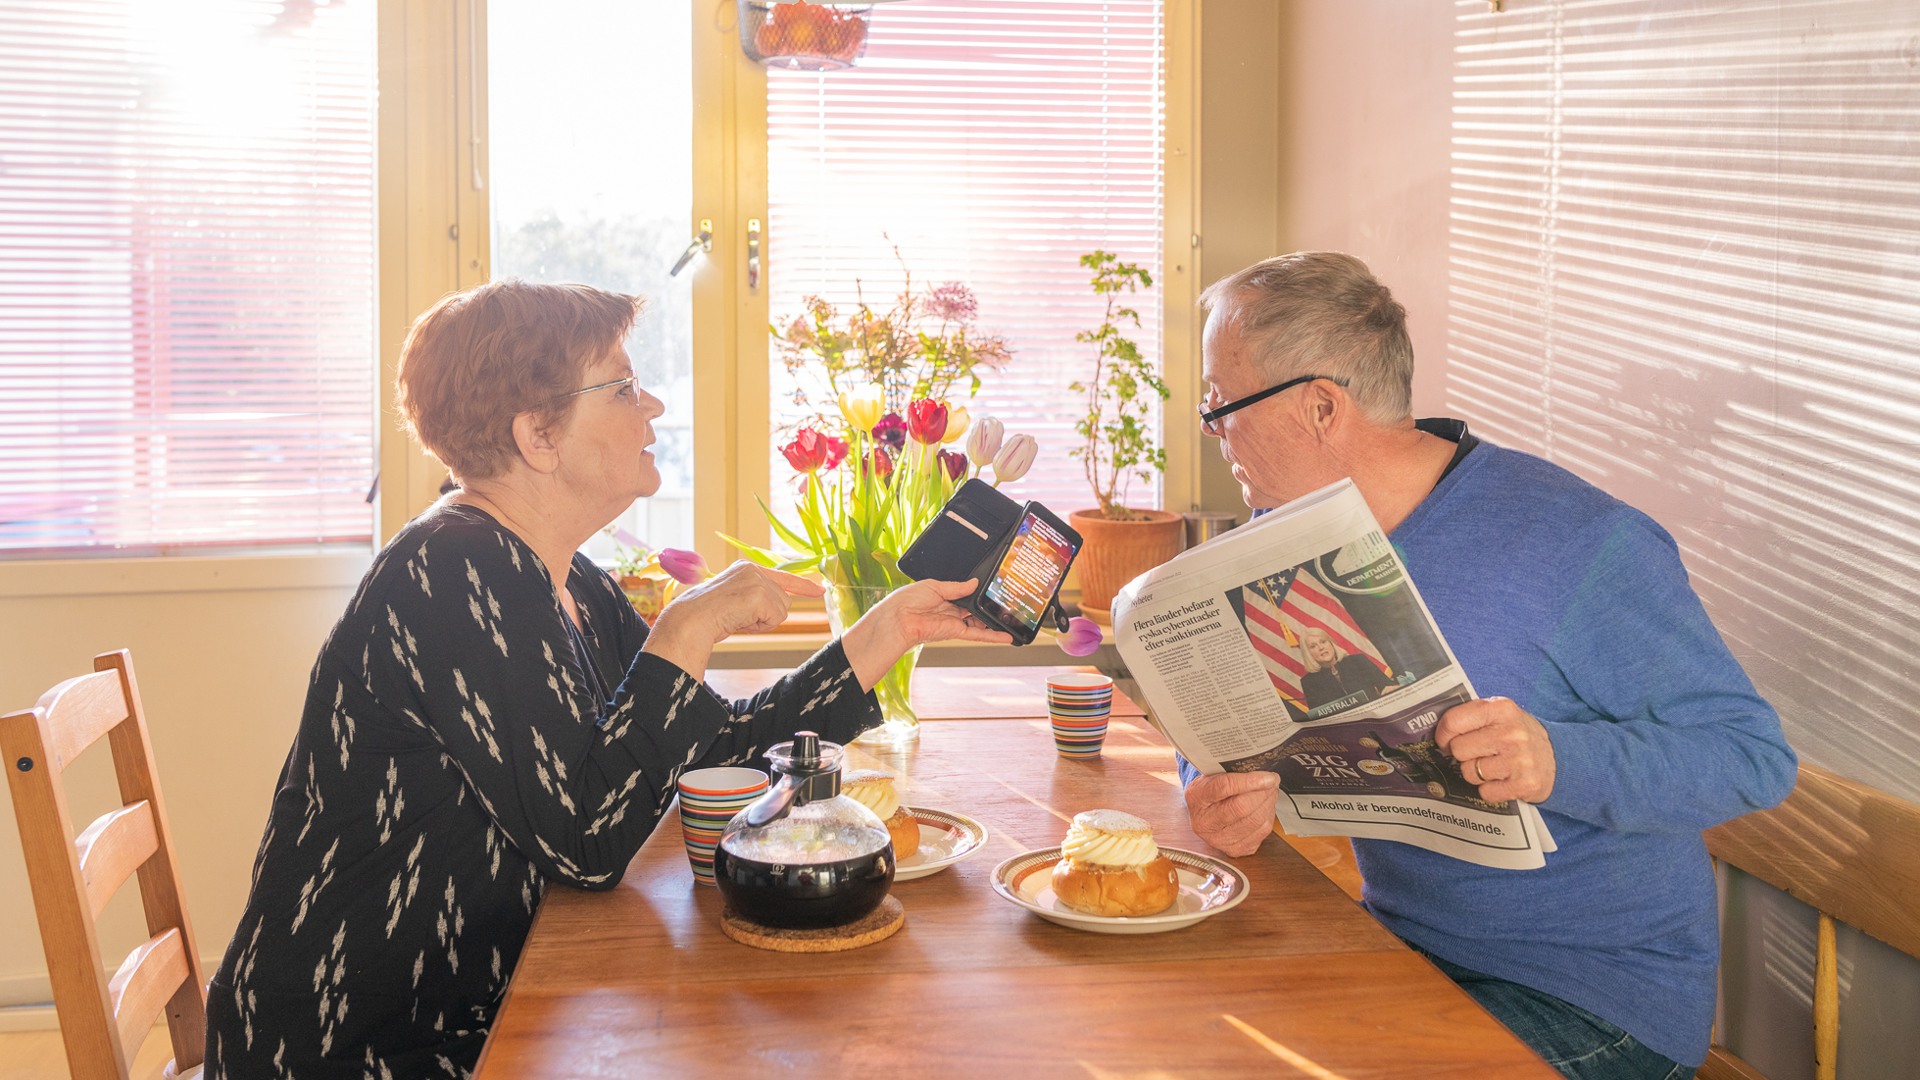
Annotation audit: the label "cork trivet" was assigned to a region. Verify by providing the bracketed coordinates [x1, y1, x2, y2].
[720, 894, 905, 953]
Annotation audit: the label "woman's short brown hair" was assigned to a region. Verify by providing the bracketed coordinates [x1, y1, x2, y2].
[396, 279, 642, 482]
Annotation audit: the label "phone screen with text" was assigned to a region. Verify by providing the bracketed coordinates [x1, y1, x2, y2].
[979, 511, 1076, 633]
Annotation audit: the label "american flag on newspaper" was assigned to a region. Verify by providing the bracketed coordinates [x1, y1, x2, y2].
[1243, 565, 1392, 712]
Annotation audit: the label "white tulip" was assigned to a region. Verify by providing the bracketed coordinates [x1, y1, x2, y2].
[966, 416, 1005, 467]
[992, 433, 1038, 483]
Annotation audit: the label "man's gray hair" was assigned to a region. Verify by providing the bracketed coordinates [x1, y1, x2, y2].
[1198, 252, 1413, 424]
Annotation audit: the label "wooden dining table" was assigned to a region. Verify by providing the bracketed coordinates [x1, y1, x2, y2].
[475, 666, 1553, 1078]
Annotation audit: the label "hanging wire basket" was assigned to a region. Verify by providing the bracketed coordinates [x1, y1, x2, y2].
[738, 1, 875, 72]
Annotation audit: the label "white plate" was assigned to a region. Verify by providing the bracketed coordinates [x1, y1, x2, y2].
[892, 805, 989, 882]
[989, 846, 1250, 934]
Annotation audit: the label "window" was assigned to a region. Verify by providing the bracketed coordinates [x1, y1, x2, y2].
[486, 0, 696, 557]
[765, 0, 1165, 520]
[475, 1, 1170, 564]
[0, 0, 377, 558]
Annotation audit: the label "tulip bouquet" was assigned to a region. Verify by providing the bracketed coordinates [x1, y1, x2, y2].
[733, 271, 1035, 592]
[714, 269, 1097, 742]
[744, 386, 1040, 590]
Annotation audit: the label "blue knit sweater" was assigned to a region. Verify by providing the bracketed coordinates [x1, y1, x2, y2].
[1185, 438, 1797, 1066]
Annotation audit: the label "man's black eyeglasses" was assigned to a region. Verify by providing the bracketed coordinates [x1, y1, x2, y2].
[1197, 374, 1346, 436]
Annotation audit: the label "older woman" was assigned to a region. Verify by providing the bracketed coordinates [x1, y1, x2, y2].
[202, 281, 1007, 1078]
[1298, 626, 1395, 711]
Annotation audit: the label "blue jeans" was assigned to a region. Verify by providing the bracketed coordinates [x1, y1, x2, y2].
[1408, 943, 1696, 1080]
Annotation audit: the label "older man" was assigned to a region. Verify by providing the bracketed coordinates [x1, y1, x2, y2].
[1181, 252, 1795, 1080]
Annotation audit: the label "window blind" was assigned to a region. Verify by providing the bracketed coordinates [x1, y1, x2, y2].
[1446, 0, 1920, 793]
[766, 0, 1164, 520]
[0, 0, 376, 557]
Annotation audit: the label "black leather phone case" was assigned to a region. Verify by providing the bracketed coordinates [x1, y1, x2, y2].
[896, 478, 1022, 586]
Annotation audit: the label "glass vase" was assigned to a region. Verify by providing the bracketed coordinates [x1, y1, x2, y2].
[822, 582, 922, 747]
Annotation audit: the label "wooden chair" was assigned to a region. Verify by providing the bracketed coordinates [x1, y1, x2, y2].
[2, 649, 206, 1080]
[1701, 762, 1920, 1080]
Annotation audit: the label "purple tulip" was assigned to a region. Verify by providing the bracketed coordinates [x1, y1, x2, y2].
[938, 448, 969, 481]
[658, 547, 711, 585]
[871, 411, 908, 452]
[1057, 617, 1103, 656]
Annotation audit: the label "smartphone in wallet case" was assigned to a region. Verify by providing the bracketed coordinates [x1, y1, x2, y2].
[897, 479, 1083, 645]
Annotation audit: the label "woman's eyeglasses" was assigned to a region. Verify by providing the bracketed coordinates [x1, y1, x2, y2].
[1197, 374, 1346, 436]
[546, 375, 638, 406]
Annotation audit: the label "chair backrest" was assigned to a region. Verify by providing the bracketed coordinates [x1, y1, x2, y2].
[1700, 762, 1920, 1080]
[2, 649, 207, 1080]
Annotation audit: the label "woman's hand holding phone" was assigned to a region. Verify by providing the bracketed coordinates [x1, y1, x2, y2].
[895, 480, 1083, 645]
[840, 578, 1013, 691]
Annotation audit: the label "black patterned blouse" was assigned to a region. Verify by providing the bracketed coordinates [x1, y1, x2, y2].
[203, 504, 880, 1078]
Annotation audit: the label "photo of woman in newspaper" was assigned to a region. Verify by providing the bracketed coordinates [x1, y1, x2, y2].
[1223, 535, 1452, 723]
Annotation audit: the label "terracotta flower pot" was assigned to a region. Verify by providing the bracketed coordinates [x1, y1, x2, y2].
[619, 573, 676, 626]
[1069, 508, 1187, 618]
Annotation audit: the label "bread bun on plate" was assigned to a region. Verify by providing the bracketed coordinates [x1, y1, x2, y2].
[1050, 809, 1179, 917]
[843, 768, 920, 859]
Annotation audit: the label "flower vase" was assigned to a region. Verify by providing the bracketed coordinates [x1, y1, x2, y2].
[822, 582, 922, 747]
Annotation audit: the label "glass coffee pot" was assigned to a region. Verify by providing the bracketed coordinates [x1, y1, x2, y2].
[713, 731, 895, 929]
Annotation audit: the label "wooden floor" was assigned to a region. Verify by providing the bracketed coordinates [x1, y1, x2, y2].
[0, 1023, 175, 1080]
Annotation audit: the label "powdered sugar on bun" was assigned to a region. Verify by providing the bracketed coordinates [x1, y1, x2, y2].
[1060, 809, 1159, 868]
[842, 768, 901, 820]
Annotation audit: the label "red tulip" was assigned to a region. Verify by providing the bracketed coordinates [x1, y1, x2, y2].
[938, 449, 969, 481]
[781, 427, 833, 472]
[906, 398, 949, 445]
[821, 434, 849, 471]
[866, 446, 895, 481]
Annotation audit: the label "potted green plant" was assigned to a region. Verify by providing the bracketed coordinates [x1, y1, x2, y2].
[1067, 250, 1186, 618]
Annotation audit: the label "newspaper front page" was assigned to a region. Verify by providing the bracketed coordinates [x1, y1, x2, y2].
[1112, 480, 1555, 870]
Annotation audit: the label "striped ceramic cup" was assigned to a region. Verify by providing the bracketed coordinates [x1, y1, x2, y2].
[1047, 672, 1114, 758]
[676, 767, 769, 885]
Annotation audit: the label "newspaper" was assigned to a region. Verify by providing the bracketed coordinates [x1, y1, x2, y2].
[1111, 480, 1555, 870]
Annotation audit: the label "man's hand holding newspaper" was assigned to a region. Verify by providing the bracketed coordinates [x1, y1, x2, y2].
[1434, 697, 1558, 806]
[1182, 771, 1280, 857]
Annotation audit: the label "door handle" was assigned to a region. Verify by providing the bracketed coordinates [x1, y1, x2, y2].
[669, 219, 713, 277]
[747, 218, 761, 290]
